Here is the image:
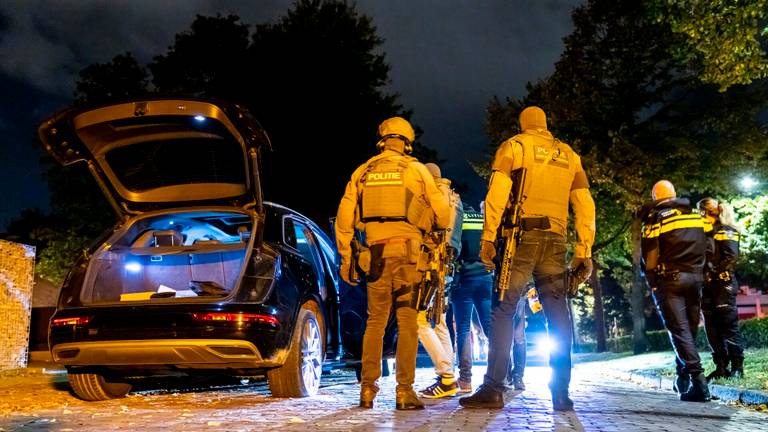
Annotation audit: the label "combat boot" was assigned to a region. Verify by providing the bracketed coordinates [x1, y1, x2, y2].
[458, 384, 504, 409]
[672, 374, 690, 394]
[705, 358, 730, 382]
[359, 384, 379, 409]
[551, 389, 574, 411]
[680, 374, 711, 402]
[730, 357, 745, 379]
[395, 387, 425, 410]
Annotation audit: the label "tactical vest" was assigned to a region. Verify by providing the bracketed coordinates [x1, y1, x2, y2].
[501, 133, 577, 234]
[358, 155, 429, 229]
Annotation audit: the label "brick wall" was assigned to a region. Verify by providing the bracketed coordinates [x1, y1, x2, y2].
[0, 239, 36, 370]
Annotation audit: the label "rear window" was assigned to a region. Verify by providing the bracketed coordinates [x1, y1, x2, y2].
[105, 138, 245, 192]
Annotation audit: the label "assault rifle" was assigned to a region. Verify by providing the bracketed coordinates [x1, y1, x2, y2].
[496, 168, 527, 301]
[417, 228, 452, 327]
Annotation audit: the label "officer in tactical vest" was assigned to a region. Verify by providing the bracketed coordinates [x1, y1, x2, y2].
[642, 180, 710, 402]
[416, 163, 463, 399]
[335, 117, 452, 410]
[459, 106, 596, 411]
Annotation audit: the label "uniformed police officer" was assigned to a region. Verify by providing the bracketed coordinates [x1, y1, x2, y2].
[698, 198, 746, 380]
[642, 180, 710, 402]
[459, 106, 596, 411]
[335, 117, 451, 410]
[451, 205, 494, 393]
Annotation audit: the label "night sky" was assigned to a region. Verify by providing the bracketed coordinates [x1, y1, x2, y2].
[0, 0, 580, 229]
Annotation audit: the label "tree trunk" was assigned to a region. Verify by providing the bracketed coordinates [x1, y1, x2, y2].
[590, 259, 607, 352]
[631, 216, 648, 354]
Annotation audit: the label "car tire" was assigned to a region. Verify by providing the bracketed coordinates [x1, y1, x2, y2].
[268, 301, 325, 397]
[68, 371, 132, 401]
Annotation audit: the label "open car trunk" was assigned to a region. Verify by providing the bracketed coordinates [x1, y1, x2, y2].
[80, 210, 254, 304]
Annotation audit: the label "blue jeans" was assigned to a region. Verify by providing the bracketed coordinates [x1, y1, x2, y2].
[484, 230, 570, 393]
[451, 273, 492, 382]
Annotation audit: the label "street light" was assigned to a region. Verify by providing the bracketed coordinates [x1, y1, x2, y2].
[740, 176, 759, 191]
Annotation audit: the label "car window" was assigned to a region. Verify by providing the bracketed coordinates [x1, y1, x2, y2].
[293, 221, 326, 293]
[283, 218, 297, 249]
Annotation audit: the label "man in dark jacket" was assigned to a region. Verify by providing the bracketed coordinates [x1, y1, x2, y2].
[642, 180, 710, 402]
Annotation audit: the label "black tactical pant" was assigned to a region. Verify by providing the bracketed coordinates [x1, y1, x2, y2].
[484, 231, 570, 393]
[702, 280, 745, 364]
[652, 272, 704, 377]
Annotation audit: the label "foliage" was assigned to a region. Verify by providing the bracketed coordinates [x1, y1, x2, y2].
[648, 0, 768, 91]
[484, 0, 768, 349]
[18, 0, 433, 281]
[740, 316, 768, 348]
[76, 52, 149, 103]
[729, 194, 768, 288]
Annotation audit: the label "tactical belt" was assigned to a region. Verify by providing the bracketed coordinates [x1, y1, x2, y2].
[370, 237, 410, 245]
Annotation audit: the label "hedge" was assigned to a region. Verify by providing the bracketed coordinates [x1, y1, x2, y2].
[576, 316, 768, 353]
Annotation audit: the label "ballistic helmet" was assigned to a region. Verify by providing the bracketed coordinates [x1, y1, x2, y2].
[377, 116, 415, 153]
[651, 180, 676, 201]
[519, 106, 548, 131]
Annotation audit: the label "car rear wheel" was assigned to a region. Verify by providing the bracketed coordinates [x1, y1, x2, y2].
[268, 302, 324, 397]
[68, 370, 133, 401]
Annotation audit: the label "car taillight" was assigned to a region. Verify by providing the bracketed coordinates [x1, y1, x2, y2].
[191, 313, 279, 326]
[51, 316, 91, 327]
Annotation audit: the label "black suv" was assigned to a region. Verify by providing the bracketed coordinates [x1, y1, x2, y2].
[39, 98, 342, 400]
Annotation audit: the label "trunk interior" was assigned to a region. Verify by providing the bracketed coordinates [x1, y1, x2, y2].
[80, 210, 254, 304]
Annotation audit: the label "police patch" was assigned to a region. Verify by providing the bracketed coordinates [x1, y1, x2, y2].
[366, 171, 403, 186]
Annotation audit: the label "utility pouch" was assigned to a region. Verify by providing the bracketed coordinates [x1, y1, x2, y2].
[357, 247, 371, 274]
[521, 216, 551, 231]
[366, 243, 385, 283]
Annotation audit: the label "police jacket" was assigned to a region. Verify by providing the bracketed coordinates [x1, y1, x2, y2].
[641, 198, 708, 275]
[706, 221, 740, 276]
[335, 148, 452, 267]
[458, 210, 493, 279]
[482, 128, 596, 258]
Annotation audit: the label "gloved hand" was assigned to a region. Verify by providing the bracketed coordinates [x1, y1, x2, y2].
[480, 240, 497, 272]
[568, 257, 593, 297]
[340, 260, 358, 286]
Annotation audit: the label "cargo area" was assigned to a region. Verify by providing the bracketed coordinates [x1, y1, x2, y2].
[79, 210, 253, 304]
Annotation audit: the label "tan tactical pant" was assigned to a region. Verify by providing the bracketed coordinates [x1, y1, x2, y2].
[361, 255, 421, 390]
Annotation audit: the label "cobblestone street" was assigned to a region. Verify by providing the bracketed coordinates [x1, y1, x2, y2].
[1, 362, 766, 431]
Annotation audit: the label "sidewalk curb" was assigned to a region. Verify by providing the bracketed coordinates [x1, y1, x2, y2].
[606, 368, 768, 406]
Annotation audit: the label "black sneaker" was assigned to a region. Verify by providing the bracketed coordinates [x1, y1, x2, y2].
[419, 375, 458, 399]
[458, 384, 504, 409]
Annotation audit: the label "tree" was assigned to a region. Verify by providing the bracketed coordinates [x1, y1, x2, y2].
[485, 0, 768, 352]
[24, 0, 434, 282]
[648, 0, 768, 91]
[75, 52, 149, 103]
